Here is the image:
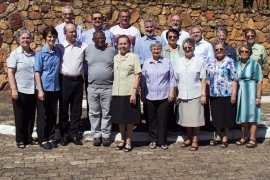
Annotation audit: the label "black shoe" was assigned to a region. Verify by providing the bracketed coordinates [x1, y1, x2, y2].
[60, 137, 70, 146]
[93, 138, 101, 146]
[40, 142, 52, 150]
[70, 137, 83, 145]
[49, 141, 58, 148]
[102, 138, 111, 147]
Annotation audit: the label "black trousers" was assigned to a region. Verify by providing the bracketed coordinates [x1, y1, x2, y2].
[147, 99, 170, 145]
[12, 92, 36, 144]
[61, 75, 83, 138]
[84, 73, 89, 119]
[168, 101, 177, 129]
[36, 90, 59, 143]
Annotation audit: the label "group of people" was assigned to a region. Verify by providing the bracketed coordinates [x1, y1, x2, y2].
[7, 6, 267, 152]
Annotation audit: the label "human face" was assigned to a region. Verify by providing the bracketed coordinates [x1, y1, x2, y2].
[191, 27, 203, 43]
[183, 43, 194, 58]
[245, 31, 256, 45]
[93, 33, 106, 49]
[217, 31, 227, 42]
[117, 37, 130, 55]
[144, 22, 155, 37]
[151, 45, 162, 60]
[62, 8, 74, 23]
[167, 32, 178, 45]
[64, 24, 77, 44]
[170, 15, 182, 31]
[92, 13, 103, 28]
[214, 44, 225, 59]
[18, 33, 32, 49]
[239, 47, 251, 60]
[119, 12, 130, 27]
[45, 32, 57, 47]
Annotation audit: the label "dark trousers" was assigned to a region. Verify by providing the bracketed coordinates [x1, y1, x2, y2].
[12, 92, 36, 144]
[84, 73, 89, 118]
[61, 75, 83, 138]
[36, 90, 59, 143]
[168, 101, 177, 129]
[147, 99, 170, 145]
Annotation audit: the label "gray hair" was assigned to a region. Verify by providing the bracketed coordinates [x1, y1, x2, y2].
[191, 25, 203, 33]
[150, 40, 162, 49]
[16, 29, 32, 41]
[144, 18, 156, 28]
[213, 40, 226, 49]
[238, 44, 252, 56]
[182, 38, 195, 49]
[216, 26, 228, 37]
[62, 6, 74, 14]
[171, 14, 182, 23]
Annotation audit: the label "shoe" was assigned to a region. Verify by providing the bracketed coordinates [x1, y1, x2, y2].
[210, 139, 222, 146]
[39, 142, 52, 150]
[77, 131, 84, 140]
[160, 145, 168, 150]
[29, 139, 39, 145]
[16, 142, 25, 149]
[70, 137, 83, 145]
[236, 137, 248, 145]
[102, 138, 111, 147]
[60, 137, 70, 146]
[181, 141, 192, 148]
[221, 141, 228, 148]
[123, 143, 132, 152]
[190, 142, 199, 151]
[149, 142, 157, 149]
[115, 141, 126, 150]
[246, 139, 257, 148]
[49, 141, 58, 148]
[93, 138, 101, 146]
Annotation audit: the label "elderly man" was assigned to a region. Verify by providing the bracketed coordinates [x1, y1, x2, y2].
[109, 9, 141, 52]
[55, 6, 83, 44]
[215, 26, 236, 61]
[161, 14, 190, 46]
[57, 24, 88, 146]
[135, 19, 166, 65]
[84, 31, 117, 146]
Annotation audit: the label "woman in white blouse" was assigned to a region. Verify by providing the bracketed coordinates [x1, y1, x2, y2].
[174, 38, 206, 151]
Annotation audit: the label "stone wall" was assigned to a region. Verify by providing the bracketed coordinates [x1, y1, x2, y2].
[1, 0, 270, 90]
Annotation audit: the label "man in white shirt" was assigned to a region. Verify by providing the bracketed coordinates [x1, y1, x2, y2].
[161, 14, 190, 46]
[109, 9, 141, 52]
[57, 24, 88, 146]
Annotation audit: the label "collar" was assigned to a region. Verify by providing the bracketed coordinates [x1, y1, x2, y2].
[164, 45, 181, 52]
[149, 57, 163, 64]
[18, 46, 34, 55]
[195, 38, 204, 46]
[90, 27, 106, 33]
[143, 35, 157, 41]
[41, 44, 55, 53]
[181, 54, 195, 62]
[251, 43, 259, 50]
[119, 24, 131, 29]
[116, 51, 131, 62]
[62, 40, 79, 48]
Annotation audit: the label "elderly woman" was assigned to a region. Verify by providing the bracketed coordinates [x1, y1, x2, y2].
[111, 35, 141, 152]
[235, 44, 262, 148]
[207, 41, 238, 148]
[161, 28, 184, 135]
[35, 27, 61, 150]
[174, 38, 206, 151]
[7, 30, 36, 149]
[141, 40, 176, 150]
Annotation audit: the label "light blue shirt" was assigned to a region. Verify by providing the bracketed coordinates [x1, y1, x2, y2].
[35, 45, 61, 91]
[55, 22, 83, 44]
[194, 38, 215, 64]
[7, 46, 35, 94]
[135, 35, 167, 65]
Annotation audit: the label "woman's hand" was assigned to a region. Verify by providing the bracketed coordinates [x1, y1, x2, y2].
[11, 89, 19, 100]
[38, 90, 45, 101]
[231, 95, 237, 104]
[256, 97, 261, 106]
[175, 97, 180, 105]
[200, 96, 206, 104]
[130, 94, 136, 105]
[168, 92, 175, 102]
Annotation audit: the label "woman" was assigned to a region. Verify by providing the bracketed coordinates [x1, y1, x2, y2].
[174, 38, 206, 151]
[35, 27, 61, 150]
[161, 28, 184, 135]
[235, 44, 262, 148]
[141, 40, 176, 150]
[111, 35, 141, 152]
[207, 41, 238, 148]
[7, 30, 36, 149]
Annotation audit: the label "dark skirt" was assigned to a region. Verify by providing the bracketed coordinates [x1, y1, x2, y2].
[210, 96, 236, 128]
[111, 95, 141, 124]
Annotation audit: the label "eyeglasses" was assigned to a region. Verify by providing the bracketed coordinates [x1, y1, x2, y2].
[215, 48, 224, 52]
[246, 35, 255, 38]
[171, 19, 181, 23]
[240, 50, 250, 54]
[63, 13, 73, 16]
[93, 17, 102, 20]
[120, 16, 130, 19]
[168, 36, 177, 39]
[183, 47, 193, 50]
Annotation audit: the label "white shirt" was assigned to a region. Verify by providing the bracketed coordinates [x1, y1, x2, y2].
[161, 29, 190, 46]
[174, 56, 206, 100]
[55, 22, 83, 44]
[193, 38, 215, 64]
[57, 40, 88, 76]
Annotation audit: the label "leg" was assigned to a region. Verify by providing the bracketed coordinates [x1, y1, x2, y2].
[115, 124, 126, 150]
[124, 124, 134, 152]
[146, 99, 158, 143]
[100, 88, 112, 139]
[46, 91, 59, 141]
[181, 127, 192, 147]
[221, 128, 229, 148]
[167, 101, 174, 135]
[216, 128, 222, 141]
[210, 128, 222, 146]
[84, 73, 89, 119]
[26, 94, 36, 144]
[236, 123, 249, 145]
[246, 122, 257, 148]
[36, 90, 48, 143]
[143, 102, 149, 128]
[157, 99, 169, 146]
[58, 74, 63, 137]
[190, 127, 200, 151]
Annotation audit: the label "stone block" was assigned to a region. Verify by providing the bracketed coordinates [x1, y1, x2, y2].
[130, 11, 140, 24]
[181, 12, 192, 27]
[24, 20, 35, 32]
[148, 6, 162, 16]
[73, 0, 83, 8]
[0, 74, 8, 91]
[0, 19, 8, 30]
[220, 14, 229, 20]
[41, 5, 51, 13]
[38, 24, 47, 34]
[20, 11, 28, 17]
[6, 3, 16, 13]
[17, 0, 29, 11]
[226, 18, 234, 27]
[29, 11, 41, 20]
[256, 31, 266, 43]
[8, 12, 23, 31]
[3, 30, 13, 44]
[242, 18, 255, 30]
[255, 22, 265, 30]
[205, 11, 214, 20]
[111, 10, 119, 22]
[158, 15, 166, 26]
[43, 11, 55, 19]
[99, 6, 112, 20]
[253, 14, 262, 22]
[0, 2, 7, 13]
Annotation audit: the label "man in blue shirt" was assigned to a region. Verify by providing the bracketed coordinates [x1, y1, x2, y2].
[135, 19, 167, 65]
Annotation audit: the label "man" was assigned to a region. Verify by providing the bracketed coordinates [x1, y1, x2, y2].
[55, 6, 83, 44]
[135, 19, 166, 65]
[109, 9, 141, 52]
[57, 24, 88, 146]
[84, 31, 117, 146]
[215, 26, 236, 61]
[161, 14, 190, 46]
[191, 25, 215, 132]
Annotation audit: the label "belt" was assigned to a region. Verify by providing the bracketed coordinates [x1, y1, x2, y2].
[62, 75, 82, 81]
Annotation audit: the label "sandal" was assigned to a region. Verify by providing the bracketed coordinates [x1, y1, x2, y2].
[30, 139, 39, 145]
[160, 145, 168, 150]
[149, 142, 157, 149]
[190, 142, 199, 151]
[115, 141, 126, 150]
[210, 139, 222, 146]
[246, 139, 257, 148]
[221, 141, 228, 148]
[181, 141, 192, 148]
[16, 142, 25, 149]
[236, 137, 248, 145]
[123, 143, 132, 152]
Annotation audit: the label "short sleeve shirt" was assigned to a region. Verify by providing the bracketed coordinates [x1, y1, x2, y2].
[112, 52, 142, 96]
